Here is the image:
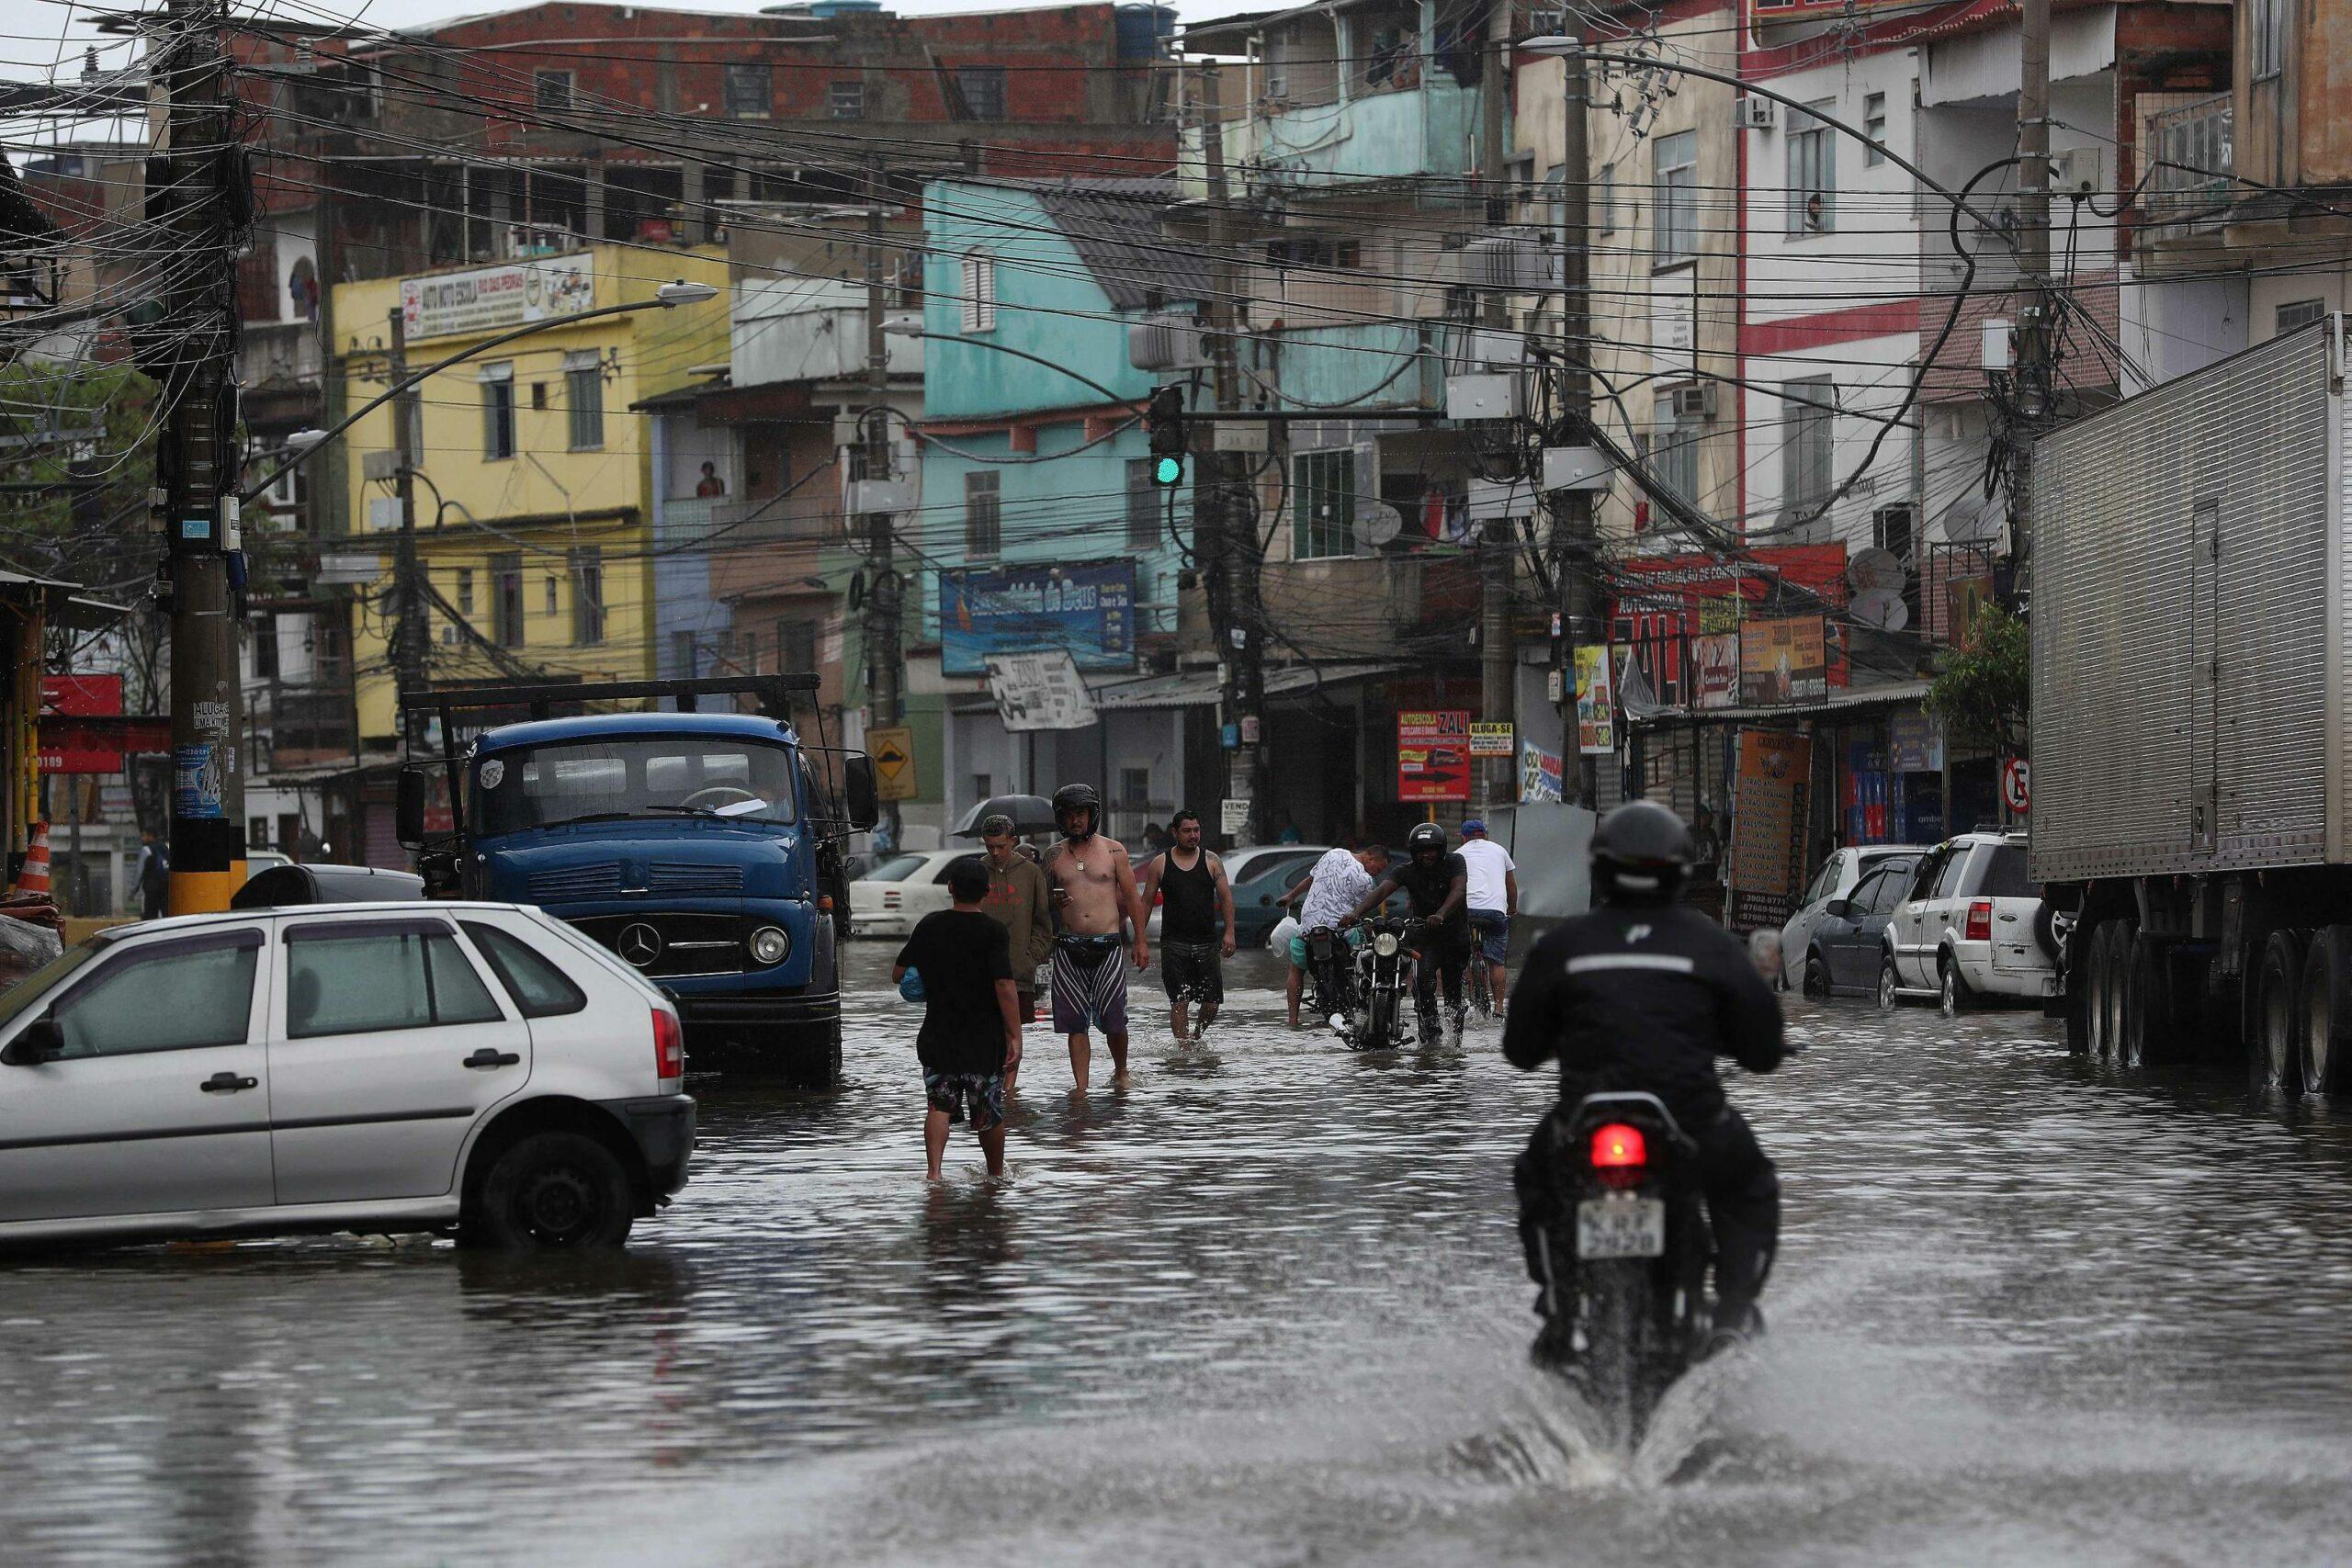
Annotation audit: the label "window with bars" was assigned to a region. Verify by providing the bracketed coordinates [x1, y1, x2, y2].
[2278, 298, 2326, 334]
[830, 79, 865, 118]
[456, 569, 475, 616]
[956, 66, 1006, 120]
[570, 546, 605, 646]
[776, 616, 820, 674]
[726, 63, 772, 118]
[964, 470, 1001, 557]
[1781, 377, 1837, 525]
[1125, 458, 1161, 550]
[2253, 0, 2285, 80]
[534, 70, 572, 111]
[564, 351, 604, 450]
[1292, 449, 1354, 559]
[492, 553, 524, 647]
[1650, 390, 1701, 503]
[959, 253, 997, 332]
[480, 363, 515, 459]
[1787, 101, 1838, 235]
[1651, 131, 1696, 267]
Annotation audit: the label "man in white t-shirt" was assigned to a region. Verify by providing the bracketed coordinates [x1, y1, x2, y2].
[1280, 843, 1390, 1027]
[1458, 820, 1520, 1008]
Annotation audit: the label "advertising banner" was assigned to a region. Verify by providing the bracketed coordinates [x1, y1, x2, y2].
[1889, 711, 1944, 773]
[941, 560, 1136, 676]
[1520, 742, 1564, 803]
[983, 650, 1098, 731]
[1397, 710, 1472, 802]
[400, 254, 596, 341]
[1690, 632, 1740, 709]
[1738, 615, 1828, 705]
[1468, 721, 1515, 757]
[1726, 728, 1813, 933]
[1574, 645, 1615, 754]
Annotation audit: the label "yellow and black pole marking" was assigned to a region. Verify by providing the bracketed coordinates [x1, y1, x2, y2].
[168, 555, 243, 916]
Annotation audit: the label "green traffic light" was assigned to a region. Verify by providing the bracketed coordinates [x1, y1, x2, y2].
[1153, 455, 1184, 487]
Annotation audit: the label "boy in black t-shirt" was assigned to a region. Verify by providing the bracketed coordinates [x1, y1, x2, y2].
[893, 855, 1023, 1179]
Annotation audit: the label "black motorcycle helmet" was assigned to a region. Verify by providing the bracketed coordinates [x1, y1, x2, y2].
[1591, 799, 1695, 905]
[1052, 782, 1101, 841]
[1407, 821, 1447, 861]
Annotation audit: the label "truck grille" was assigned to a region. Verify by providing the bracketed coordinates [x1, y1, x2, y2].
[650, 862, 744, 895]
[528, 863, 622, 901]
[571, 912, 748, 977]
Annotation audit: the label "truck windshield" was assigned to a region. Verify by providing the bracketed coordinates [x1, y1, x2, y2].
[472, 738, 797, 835]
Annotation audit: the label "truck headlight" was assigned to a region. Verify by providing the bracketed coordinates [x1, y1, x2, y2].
[1374, 931, 1400, 957]
[749, 926, 790, 965]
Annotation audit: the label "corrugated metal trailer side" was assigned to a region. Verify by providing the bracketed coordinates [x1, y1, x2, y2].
[2030, 320, 2345, 886]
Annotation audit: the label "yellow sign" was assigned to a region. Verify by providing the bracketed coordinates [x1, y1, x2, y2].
[1468, 722, 1515, 758]
[868, 725, 917, 802]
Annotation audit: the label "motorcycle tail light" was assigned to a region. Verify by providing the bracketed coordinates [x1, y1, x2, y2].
[1589, 1122, 1647, 1169]
[653, 1006, 684, 1080]
[1965, 898, 1993, 942]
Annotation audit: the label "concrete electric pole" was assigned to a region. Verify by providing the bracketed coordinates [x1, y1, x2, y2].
[1554, 46, 1601, 810]
[1194, 62, 1272, 846]
[157, 0, 245, 913]
[2011, 0, 2054, 579]
[860, 165, 903, 846]
[1476, 28, 1517, 813]
[388, 305, 429, 750]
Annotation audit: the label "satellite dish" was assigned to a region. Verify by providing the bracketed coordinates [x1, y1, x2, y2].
[1352, 500, 1404, 550]
[1848, 546, 1907, 593]
[1849, 589, 1911, 632]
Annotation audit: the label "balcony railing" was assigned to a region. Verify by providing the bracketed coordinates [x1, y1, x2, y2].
[663, 492, 840, 548]
[2144, 94, 2233, 234]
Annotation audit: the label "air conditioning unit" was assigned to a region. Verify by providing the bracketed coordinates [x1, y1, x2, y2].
[1670, 381, 1718, 419]
[1460, 229, 1560, 291]
[1736, 97, 1776, 130]
[1128, 312, 1210, 371]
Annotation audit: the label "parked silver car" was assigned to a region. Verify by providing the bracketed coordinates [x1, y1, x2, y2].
[1780, 844, 1926, 991]
[0, 902, 692, 1251]
[1880, 830, 2056, 1013]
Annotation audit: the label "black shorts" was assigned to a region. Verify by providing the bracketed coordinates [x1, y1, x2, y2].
[1161, 939, 1224, 1004]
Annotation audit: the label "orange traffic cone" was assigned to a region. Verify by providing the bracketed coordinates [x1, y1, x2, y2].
[16, 822, 49, 897]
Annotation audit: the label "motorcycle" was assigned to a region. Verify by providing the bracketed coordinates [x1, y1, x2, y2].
[1300, 924, 1356, 1026]
[1346, 916, 1420, 1050]
[1526, 1090, 1713, 1444]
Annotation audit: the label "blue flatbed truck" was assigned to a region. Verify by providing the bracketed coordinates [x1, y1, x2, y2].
[396, 675, 877, 1087]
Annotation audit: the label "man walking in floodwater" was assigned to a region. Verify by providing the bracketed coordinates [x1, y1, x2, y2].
[1139, 808, 1236, 1043]
[1042, 783, 1149, 1090]
[978, 813, 1053, 1091]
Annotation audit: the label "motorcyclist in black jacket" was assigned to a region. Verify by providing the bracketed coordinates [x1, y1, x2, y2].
[1502, 799, 1789, 1345]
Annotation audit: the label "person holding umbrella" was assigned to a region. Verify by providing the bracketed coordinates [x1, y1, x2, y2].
[977, 813, 1053, 1088]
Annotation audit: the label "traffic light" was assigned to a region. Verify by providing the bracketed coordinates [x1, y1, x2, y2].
[1148, 386, 1185, 487]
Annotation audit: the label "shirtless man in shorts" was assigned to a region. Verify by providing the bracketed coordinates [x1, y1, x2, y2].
[1042, 782, 1150, 1090]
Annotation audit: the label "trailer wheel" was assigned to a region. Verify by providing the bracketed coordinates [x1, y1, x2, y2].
[2124, 932, 2176, 1068]
[2098, 919, 2137, 1063]
[2300, 929, 2352, 1097]
[2079, 920, 2112, 1057]
[2253, 931, 2308, 1094]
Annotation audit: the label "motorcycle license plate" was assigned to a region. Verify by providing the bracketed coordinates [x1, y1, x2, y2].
[1577, 1197, 1666, 1259]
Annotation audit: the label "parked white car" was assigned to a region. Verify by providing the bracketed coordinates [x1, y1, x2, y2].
[0, 901, 692, 1251]
[1879, 830, 2055, 1013]
[1779, 844, 1927, 991]
[848, 849, 976, 939]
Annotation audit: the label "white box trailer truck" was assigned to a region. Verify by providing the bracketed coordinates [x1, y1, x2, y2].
[2030, 316, 2352, 1088]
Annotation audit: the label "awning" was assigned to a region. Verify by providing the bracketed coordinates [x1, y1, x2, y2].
[1634, 678, 1934, 728]
[0, 570, 130, 630]
[950, 660, 1405, 716]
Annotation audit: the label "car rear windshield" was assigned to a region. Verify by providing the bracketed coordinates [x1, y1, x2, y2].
[472, 737, 797, 836]
[863, 853, 929, 882]
[1974, 845, 2035, 898]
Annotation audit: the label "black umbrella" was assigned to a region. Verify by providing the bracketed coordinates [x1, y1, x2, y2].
[952, 793, 1058, 838]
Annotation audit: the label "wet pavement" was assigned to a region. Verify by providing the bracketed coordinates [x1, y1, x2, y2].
[11, 943, 2352, 1564]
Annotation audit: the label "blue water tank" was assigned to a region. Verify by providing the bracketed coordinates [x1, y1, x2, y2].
[1115, 4, 1176, 61]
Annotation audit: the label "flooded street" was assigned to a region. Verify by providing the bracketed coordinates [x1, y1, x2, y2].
[10, 943, 2352, 1565]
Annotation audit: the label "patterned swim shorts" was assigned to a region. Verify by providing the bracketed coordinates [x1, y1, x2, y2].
[923, 1071, 1006, 1133]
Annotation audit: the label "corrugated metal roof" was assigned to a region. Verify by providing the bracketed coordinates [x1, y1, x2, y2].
[1015, 178, 1214, 313]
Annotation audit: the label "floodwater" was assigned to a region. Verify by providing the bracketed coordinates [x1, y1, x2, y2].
[9, 945, 2352, 1565]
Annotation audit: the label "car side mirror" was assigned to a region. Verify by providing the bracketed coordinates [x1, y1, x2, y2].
[843, 754, 880, 833]
[395, 766, 429, 850]
[2, 1018, 63, 1066]
[1824, 898, 1852, 920]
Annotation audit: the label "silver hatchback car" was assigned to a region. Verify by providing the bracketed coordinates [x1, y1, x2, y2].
[0, 902, 693, 1251]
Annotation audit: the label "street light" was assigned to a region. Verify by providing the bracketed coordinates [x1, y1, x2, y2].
[239, 278, 722, 505]
[879, 319, 1144, 412]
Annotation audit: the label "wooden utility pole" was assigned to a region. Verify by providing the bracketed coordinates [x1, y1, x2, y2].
[158, 0, 245, 912]
[1195, 63, 1271, 846]
[1554, 46, 1601, 808]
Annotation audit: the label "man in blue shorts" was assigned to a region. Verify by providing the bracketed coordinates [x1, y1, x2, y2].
[1458, 818, 1520, 1010]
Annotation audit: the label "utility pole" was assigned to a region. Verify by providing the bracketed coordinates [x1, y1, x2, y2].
[2010, 0, 2053, 581]
[1553, 46, 1601, 809]
[388, 305, 429, 751]
[1476, 26, 1516, 811]
[860, 160, 902, 846]
[157, 0, 244, 913]
[1195, 62, 1272, 847]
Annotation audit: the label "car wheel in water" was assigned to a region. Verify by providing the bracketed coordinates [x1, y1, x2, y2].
[472, 1131, 635, 1250]
[1803, 953, 1831, 1001]
[2254, 931, 2307, 1095]
[2300, 929, 2352, 1097]
[1939, 955, 1973, 1017]
[1878, 959, 1901, 1011]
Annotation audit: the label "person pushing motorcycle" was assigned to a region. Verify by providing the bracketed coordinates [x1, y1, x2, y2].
[1502, 800, 1788, 1350]
[1347, 821, 1475, 1046]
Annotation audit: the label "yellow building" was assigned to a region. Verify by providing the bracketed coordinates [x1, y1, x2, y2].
[332, 245, 729, 743]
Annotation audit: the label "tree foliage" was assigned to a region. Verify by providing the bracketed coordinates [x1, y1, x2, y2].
[1925, 604, 2030, 754]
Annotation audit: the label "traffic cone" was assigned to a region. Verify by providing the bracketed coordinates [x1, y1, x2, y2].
[16, 823, 50, 897]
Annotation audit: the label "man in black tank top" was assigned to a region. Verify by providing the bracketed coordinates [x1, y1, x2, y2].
[1139, 809, 1237, 1043]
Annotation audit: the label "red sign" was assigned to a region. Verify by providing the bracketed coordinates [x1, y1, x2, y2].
[2002, 757, 2031, 815]
[1396, 710, 1472, 803]
[40, 673, 122, 717]
[38, 716, 170, 774]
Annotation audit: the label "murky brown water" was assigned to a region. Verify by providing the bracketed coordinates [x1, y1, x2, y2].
[9, 945, 2352, 1565]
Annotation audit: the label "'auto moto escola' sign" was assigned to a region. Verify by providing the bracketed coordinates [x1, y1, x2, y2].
[401, 256, 596, 341]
